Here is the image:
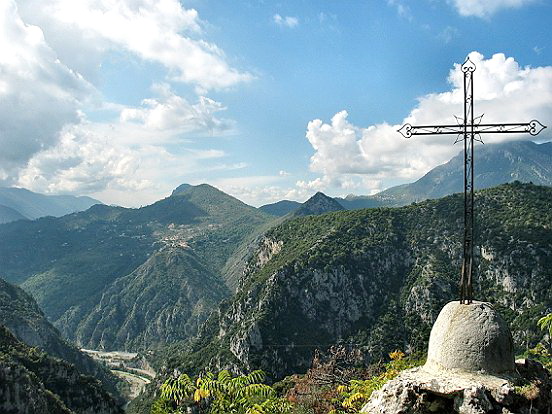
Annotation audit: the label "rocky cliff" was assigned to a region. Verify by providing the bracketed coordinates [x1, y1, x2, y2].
[0, 325, 123, 414]
[0, 277, 122, 398]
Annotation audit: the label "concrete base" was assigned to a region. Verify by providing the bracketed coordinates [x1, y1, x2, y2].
[424, 301, 515, 375]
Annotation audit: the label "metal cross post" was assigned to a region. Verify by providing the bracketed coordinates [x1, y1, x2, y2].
[398, 57, 546, 304]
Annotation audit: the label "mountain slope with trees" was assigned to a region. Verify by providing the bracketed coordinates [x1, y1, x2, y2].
[158, 183, 552, 383]
[0, 184, 273, 351]
[0, 325, 123, 414]
[0, 277, 122, 397]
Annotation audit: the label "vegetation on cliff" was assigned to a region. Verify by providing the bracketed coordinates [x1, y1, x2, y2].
[0, 325, 123, 414]
[153, 183, 552, 383]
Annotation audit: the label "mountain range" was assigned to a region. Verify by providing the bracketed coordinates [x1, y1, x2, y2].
[261, 140, 552, 215]
[150, 182, 552, 383]
[0, 187, 101, 224]
[1, 140, 552, 413]
[0, 184, 272, 351]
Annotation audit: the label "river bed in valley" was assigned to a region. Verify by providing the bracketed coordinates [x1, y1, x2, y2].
[81, 349, 156, 400]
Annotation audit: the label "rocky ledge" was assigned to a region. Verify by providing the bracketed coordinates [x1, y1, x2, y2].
[362, 358, 551, 414]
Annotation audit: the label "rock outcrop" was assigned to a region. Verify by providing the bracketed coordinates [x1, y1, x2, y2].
[0, 325, 123, 414]
[362, 301, 551, 413]
[362, 359, 551, 414]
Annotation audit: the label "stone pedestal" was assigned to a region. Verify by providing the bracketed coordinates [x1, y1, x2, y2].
[425, 301, 515, 375]
[361, 301, 552, 413]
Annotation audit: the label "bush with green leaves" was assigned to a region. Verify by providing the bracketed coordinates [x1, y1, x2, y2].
[154, 370, 292, 414]
[329, 351, 424, 414]
[537, 313, 552, 339]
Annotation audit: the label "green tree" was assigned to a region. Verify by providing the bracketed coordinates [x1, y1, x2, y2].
[537, 313, 552, 338]
[156, 370, 292, 414]
[330, 351, 423, 414]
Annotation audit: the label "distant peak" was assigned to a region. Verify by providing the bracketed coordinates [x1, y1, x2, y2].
[171, 183, 192, 196]
[309, 191, 332, 200]
[171, 183, 223, 197]
[292, 191, 344, 217]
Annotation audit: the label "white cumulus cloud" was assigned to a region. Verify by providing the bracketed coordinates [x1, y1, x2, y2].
[16, 0, 253, 91]
[450, 0, 536, 18]
[0, 0, 250, 205]
[119, 83, 233, 137]
[304, 52, 552, 194]
[273, 14, 299, 28]
[16, 83, 234, 203]
[0, 0, 92, 183]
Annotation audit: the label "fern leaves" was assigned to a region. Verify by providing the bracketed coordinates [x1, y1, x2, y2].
[156, 369, 290, 414]
[537, 313, 552, 337]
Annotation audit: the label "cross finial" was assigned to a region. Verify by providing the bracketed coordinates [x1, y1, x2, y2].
[461, 57, 476, 73]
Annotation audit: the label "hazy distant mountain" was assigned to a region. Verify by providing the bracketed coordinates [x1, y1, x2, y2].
[259, 200, 301, 216]
[0, 187, 102, 222]
[0, 204, 27, 224]
[259, 193, 344, 217]
[290, 192, 345, 217]
[338, 140, 552, 209]
[0, 184, 271, 351]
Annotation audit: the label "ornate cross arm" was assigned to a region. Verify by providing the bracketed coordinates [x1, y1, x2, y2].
[398, 120, 546, 138]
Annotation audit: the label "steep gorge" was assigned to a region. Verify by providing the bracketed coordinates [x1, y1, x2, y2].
[161, 183, 552, 381]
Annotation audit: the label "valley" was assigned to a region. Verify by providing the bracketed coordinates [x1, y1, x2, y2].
[1, 144, 552, 413]
[82, 349, 155, 400]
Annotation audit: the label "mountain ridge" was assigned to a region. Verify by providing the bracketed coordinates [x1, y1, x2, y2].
[0, 183, 273, 351]
[260, 140, 552, 214]
[0, 187, 102, 223]
[154, 182, 552, 383]
[0, 277, 122, 398]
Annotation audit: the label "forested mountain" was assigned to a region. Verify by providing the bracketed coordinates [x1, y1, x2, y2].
[0, 325, 123, 414]
[0, 184, 272, 351]
[0, 187, 101, 222]
[259, 200, 301, 216]
[0, 278, 122, 397]
[289, 192, 345, 217]
[156, 183, 552, 383]
[76, 249, 230, 350]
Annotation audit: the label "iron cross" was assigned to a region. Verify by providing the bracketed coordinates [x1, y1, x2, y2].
[398, 57, 546, 304]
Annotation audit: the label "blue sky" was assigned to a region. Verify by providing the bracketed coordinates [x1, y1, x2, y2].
[1, 0, 551, 206]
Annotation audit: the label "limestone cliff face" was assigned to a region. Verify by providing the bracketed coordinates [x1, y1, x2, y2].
[0, 326, 123, 414]
[177, 183, 552, 380]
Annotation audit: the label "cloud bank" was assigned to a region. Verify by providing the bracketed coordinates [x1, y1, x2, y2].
[0, 0, 251, 205]
[304, 52, 552, 194]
